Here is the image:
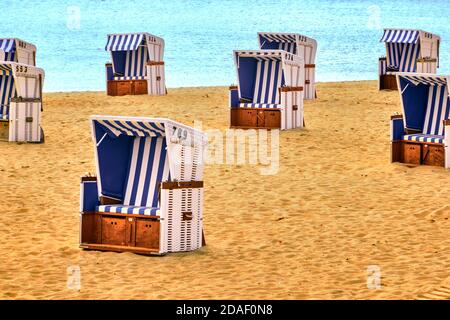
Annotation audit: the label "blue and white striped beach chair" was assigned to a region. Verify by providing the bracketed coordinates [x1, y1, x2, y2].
[258, 32, 317, 100]
[230, 50, 305, 130]
[0, 62, 44, 142]
[0, 38, 37, 65]
[391, 73, 450, 167]
[379, 29, 440, 90]
[80, 116, 208, 255]
[105, 33, 166, 96]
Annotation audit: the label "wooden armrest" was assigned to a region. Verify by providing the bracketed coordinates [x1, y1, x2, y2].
[391, 114, 403, 120]
[161, 181, 204, 190]
[147, 61, 164, 66]
[279, 86, 304, 93]
[417, 58, 437, 63]
[443, 119, 450, 126]
[81, 176, 97, 182]
[229, 85, 238, 90]
[100, 196, 121, 205]
[10, 97, 41, 103]
[305, 64, 315, 69]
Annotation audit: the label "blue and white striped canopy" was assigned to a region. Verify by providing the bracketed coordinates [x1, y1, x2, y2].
[235, 50, 287, 61]
[94, 119, 166, 137]
[105, 33, 145, 52]
[400, 74, 448, 86]
[0, 64, 12, 75]
[380, 29, 420, 44]
[259, 33, 297, 43]
[0, 39, 15, 53]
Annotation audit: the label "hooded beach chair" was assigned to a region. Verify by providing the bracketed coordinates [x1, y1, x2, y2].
[105, 32, 166, 96]
[0, 38, 36, 66]
[80, 116, 207, 255]
[391, 73, 450, 167]
[379, 29, 440, 90]
[0, 61, 44, 142]
[258, 32, 317, 100]
[230, 50, 305, 130]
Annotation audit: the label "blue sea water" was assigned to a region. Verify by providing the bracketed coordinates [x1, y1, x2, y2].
[1, 0, 449, 92]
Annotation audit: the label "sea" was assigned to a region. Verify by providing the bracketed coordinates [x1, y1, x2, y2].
[1, 0, 449, 92]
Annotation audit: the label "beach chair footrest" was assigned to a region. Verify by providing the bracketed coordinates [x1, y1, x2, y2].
[107, 80, 148, 96]
[380, 74, 397, 90]
[230, 108, 280, 129]
[80, 211, 161, 254]
[391, 140, 444, 167]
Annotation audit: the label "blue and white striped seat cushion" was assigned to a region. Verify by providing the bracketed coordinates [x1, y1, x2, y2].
[239, 103, 281, 109]
[402, 134, 443, 144]
[96, 205, 160, 216]
[114, 76, 147, 81]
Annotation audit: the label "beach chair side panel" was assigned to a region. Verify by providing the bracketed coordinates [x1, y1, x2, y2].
[8, 100, 41, 142]
[160, 184, 203, 253]
[281, 60, 305, 130]
[146, 62, 166, 95]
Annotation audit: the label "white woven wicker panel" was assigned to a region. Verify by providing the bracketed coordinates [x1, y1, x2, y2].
[9, 101, 41, 142]
[146, 65, 166, 96]
[161, 188, 203, 253]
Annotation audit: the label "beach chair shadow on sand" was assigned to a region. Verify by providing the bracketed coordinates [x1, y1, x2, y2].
[80, 116, 207, 255]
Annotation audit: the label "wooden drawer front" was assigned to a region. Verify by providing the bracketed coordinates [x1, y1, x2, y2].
[380, 75, 397, 90]
[0, 121, 9, 141]
[107, 81, 117, 96]
[264, 110, 281, 128]
[135, 219, 160, 249]
[134, 80, 148, 95]
[231, 109, 258, 127]
[117, 81, 133, 96]
[423, 144, 445, 167]
[403, 143, 421, 165]
[101, 216, 127, 246]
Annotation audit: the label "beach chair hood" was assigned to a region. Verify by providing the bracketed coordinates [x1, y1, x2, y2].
[0, 62, 44, 120]
[105, 32, 165, 79]
[91, 116, 207, 202]
[380, 29, 440, 71]
[233, 50, 304, 104]
[258, 32, 317, 64]
[0, 38, 37, 65]
[397, 73, 450, 133]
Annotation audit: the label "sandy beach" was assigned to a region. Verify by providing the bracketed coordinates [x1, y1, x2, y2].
[1, 81, 450, 299]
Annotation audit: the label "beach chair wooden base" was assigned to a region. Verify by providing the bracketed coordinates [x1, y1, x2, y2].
[80, 211, 162, 255]
[380, 74, 398, 90]
[0, 121, 9, 141]
[230, 108, 281, 129]
[392, 140, 445, 167]
[107, 80, 148, 96]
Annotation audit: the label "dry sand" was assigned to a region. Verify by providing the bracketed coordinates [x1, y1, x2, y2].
[1, 81, 450, 299]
